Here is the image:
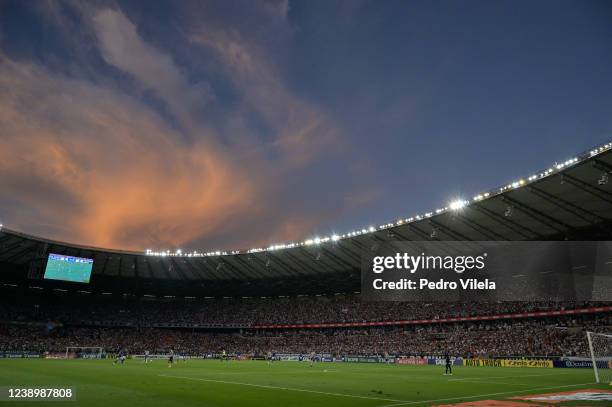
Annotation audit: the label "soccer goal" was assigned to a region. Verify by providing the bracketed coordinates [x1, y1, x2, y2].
[65, 346, 104, 359]
[586, 331, 612, 384]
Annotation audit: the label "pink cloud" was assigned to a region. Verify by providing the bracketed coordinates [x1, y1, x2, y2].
[0, 57, 256, 250]
[0, 5, 376, 252]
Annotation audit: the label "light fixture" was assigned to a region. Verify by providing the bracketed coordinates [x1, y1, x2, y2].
[449, 200, 467, 211]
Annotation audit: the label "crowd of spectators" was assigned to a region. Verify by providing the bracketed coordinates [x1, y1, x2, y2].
[1, 293, 609, 358]
[1, 314, 609, 358]
[0, 294, 605, 327]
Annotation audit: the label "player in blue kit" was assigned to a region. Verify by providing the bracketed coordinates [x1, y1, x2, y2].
[113, 349, 127, 365]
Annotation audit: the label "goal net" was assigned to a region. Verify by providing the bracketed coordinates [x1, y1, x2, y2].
[65, 346, 104, 359]
[586, 331, 612, 384]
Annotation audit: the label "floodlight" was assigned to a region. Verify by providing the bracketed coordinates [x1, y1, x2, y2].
[449, 200, 467, 211]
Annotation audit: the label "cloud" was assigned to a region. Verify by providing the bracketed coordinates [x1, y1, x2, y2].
[190, 26, 344, 167]
[0, 3, 376, 252]
[263, 0, 290, 19]
[0, 57, 255, 250]
[91, 8, 214, 135]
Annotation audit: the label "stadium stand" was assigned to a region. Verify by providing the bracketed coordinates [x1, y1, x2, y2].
[0, 303, 609, 357]
[0, 142, 611, 361]
[0, 288, 610, 358]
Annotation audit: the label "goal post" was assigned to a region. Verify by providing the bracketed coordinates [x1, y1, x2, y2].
[65, 346, 104, 359]
[586, 331, 612, 384]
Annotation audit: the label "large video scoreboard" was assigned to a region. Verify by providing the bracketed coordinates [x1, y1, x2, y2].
[43, 253, 93, 283]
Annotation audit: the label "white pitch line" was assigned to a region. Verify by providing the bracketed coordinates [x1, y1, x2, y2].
[378, 382, 595, 407]
[159, 374, 408, 403]
[448, 372, 571, 381]
[446, 379, 533, 387]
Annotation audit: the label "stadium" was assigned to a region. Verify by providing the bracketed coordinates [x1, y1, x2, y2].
[2, 1, 612, 406]
[1, 141, 612, 406]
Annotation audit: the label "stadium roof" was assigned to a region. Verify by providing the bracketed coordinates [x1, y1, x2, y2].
[1, 142, 612, 297]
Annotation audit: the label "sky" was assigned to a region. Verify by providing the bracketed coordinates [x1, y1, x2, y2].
[0, 0, 611, 252]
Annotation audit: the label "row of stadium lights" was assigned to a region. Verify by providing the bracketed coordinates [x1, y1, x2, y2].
[141, 142, 611, 258]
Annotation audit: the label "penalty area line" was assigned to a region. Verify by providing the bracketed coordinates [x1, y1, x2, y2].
[378, 382, 596, 407]
[159, 373, 408, 403]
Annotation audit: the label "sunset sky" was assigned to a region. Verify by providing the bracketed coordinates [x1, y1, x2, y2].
[1, 0, 611, 252]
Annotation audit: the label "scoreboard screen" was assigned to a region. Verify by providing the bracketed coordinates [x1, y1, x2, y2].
[43, 253, 93, 283]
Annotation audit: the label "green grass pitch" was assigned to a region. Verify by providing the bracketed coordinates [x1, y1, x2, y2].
[0, 359, 609, 406]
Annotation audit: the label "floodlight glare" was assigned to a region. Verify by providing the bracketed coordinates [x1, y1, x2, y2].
[449, 199, 467, 211]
